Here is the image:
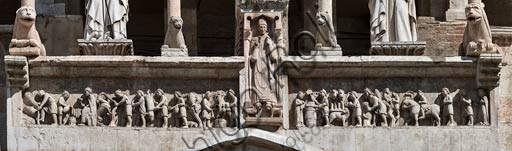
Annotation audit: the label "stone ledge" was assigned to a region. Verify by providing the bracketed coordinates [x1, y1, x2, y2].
[28, 56, 245, 79]
[282, 56, 476, 78]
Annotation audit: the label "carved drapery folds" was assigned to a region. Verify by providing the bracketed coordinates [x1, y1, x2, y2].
[311, 0, 342, 56]
[292, 88, 491, 128]
[243, 13, 286, 127]
[368, 0, 425, 56]
[78, 0, 133, 55]
[21, 88, 239, 128]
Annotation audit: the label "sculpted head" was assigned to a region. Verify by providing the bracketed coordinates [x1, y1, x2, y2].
[114, 90, 123, 97]
[156, 89, 164, 96]
[171, 16, 183, 29]
[441, 88, 450, 96]
[258, 18, 268, 36]
[297, 91, 305, 99]
[84, 87, 92, 96]
[466, 3, 484, 24]
[16, 6, 36, 27]
[136, 90, 144, 97]
[62, 90, 70, 99]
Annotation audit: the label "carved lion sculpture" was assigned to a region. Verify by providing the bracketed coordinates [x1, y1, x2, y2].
[162, 16, 187, 51]
[459, 3, 496, 56]
[9, 6, 46, 56]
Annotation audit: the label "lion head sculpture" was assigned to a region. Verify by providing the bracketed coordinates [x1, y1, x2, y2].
[459, 3, 497, 56]
[9, 6, 46, 56]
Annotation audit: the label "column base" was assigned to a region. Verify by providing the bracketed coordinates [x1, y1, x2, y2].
[161, 48, 188, 57]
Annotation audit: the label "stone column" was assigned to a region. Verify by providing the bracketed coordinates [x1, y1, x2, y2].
[168, 0, 181, 22]
[445, 0, 468, 21]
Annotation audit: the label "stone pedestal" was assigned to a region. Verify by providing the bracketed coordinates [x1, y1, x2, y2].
[161, 47, 188, 57]
[445, 0, 468, 21]
[77, 39, 133, 55]
[311, 47, 343, 56]
[9, 47, 43, 57]
[370, 41, 427, 56]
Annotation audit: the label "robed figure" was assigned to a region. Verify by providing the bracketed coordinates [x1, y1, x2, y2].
[85, 0, 129, 40]
[249, 18, 279, 117]
[369, 0, 417, 42]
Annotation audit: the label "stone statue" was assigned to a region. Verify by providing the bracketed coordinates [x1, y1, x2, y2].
[314, 1, 341, 49]
[57, 91, 72, 125]
[170, 91, 188, 128]
[200, 91, 214, 128]
[154, 89, 170, 128]
[162, 16, 187, 51]
[415, 90, 428, 119]
[369, 0, 417, 42]
[346, 91, 362, 126]
[77, 87, 98, 126]
[328, 89, 349, 127]
[459, 2, 497, 56]
[441, 88, 458, 126]
[459, 91, 474, 126]
[389, 0, 417, 41]
[84, 0, 129, 40]
[369, 0, 388, 41]
[250, 18, 279, 118]
[477, 88, 489, 125]
[133, 90, 147, 127]
[9, 4, 46, 56]
[294, 91, 306, 127]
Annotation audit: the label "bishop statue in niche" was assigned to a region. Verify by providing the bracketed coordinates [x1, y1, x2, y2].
[85, 0, 129, 40]
[249, 18, 279, 117]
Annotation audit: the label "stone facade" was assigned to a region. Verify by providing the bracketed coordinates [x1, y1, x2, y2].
[1, 0, 512, 151]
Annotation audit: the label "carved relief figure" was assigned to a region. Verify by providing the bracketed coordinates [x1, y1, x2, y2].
[77, 87, 98, 126]
[9, 5, 46, 56]
[409, 90, 441, 126]
[186, 92, 203, 128]
[250, 18, 279, 118]
[226, 89, 238, 127]
[304, 90, 319, 127]
[154, 89, 170, 128]
[162, 16, 187, 51]
[460, 2, 496, 56]
[57, 91, 72, 125]
[346, 91, 362, 126]
[328, 89, 349, 127]
[144, 90, 156, 127]
[84, 0, 129, 40]
[383, 88, 400, 126]
[34, 90, 58, 125]
[170, 91, 188, 128]
[441, 88, 457, 126]
[372, 89, 388, 126]
[477, 88, 490, 125]
[401, 92, 421, 126]
[201, 91, 214, 128]
[317, 89, 330, 126]
[133, 90, 147, 127]
[459, 91, 474, 126]
[96, 92, 112, 126]
[294, 91, 306, 127]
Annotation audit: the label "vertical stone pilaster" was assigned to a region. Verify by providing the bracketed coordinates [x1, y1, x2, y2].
[445, 0, 468, 21]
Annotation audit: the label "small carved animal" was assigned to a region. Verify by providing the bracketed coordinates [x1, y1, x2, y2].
[10, 6, 46, 56]
[162, 16, 187, 51]
[460, 3, 496, 56]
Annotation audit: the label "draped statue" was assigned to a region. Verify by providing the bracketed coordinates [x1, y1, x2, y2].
[369, 0, 417, 42]
[85, 0, 129, 40]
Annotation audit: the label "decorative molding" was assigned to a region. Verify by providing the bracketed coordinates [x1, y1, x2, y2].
[4, 55, 29, 89]
[476, 54, 502, 88]
[370, 41, 427, 56]
[77, 39, 134, 55]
